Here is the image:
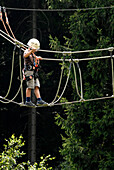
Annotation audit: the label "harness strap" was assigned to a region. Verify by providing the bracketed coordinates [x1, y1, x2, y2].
[23, 74, 34, 81]
[31, 53, 40, 68]
[24, 64, 34, 71]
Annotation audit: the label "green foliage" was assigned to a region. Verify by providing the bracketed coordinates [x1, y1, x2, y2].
[0, 134, 26, 169]
[0, 135, 55, 170]
[46, 0, 78, 9]
[55, 101, 114, 169]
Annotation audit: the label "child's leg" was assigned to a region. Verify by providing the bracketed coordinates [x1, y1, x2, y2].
[26, 88, 31, 97]
[34, 86, 41, 98]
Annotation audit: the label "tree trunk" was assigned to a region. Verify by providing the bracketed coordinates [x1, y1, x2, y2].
[28, 0, 38, 164]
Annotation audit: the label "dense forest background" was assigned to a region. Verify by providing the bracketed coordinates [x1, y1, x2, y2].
[0, 0, 114, 169]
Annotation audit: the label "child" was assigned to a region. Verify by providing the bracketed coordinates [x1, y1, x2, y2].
[23, 38, 47, 107]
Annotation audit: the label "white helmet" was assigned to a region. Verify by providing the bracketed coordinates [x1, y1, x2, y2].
[27, 38, 40, 50]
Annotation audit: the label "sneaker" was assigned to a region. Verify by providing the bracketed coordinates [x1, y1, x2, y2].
[25, 101, 36, 107]
[36, 99, 48, 106]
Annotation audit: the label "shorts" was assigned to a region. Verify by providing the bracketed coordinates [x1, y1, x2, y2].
[24, 70, 40, 89]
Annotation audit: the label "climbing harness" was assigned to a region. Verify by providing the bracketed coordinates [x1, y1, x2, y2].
[23, 51, 40, 83]
[23, 68, 34, 81]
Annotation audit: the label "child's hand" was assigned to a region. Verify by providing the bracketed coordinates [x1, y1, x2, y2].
[36, 56, 42, 60]
[31, 48, 37, 53]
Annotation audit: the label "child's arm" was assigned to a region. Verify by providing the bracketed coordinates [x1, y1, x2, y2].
[24, 49, 36, 58]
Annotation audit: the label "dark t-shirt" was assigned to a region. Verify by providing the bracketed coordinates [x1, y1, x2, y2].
[24, 49, 34, 66]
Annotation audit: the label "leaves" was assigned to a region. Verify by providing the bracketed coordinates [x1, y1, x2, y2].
[0, 134, 26, 169]
[0, 135, 54, 169]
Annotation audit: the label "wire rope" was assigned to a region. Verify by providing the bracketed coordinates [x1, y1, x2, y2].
[1, 31, 113, 62]
[2, 6, 114, 12]
[0, 29, 26, 49]
[0, 30, 112, 61]
[3, 46, 16, 99]
[39, 47, 114, 54]
[1, 29, 113, 56]
[0, 32, 16, 46]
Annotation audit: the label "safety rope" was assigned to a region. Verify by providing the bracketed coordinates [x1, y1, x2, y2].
[49, 62, 72, 106]
[3, 45, 16, 98]
[3, 7, 16, 39]
[0, 29, 113, 59]
[0, 95, 113, 107]
[0, 88, 21, 104]
[73, 62, 83, 100]
[19, 48, 24, 103]
[77, 63, 83, 99]
[53, 95, 114, 106]
[0, 8, 27, 53]
[0, 46, 23, 104]
[0, 11, 24, 104]
[39, 48, 114, 54]
[0, 31, 16, 46]
[0, 29, 27, 51]
[0, 83, 22, 104]
[0, 7, 17, 44]
[2, 6, 114, 12]
[0, 30, 112, 62]
[49, 60, 65, 104]
[0, 7, 9, 35]
[110, 49, 114, 96]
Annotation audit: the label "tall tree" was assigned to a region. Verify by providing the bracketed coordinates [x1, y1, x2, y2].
[28, 0, 40, 164]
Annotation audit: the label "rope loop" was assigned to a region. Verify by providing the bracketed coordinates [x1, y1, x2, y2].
[108, 47, 114, 52]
